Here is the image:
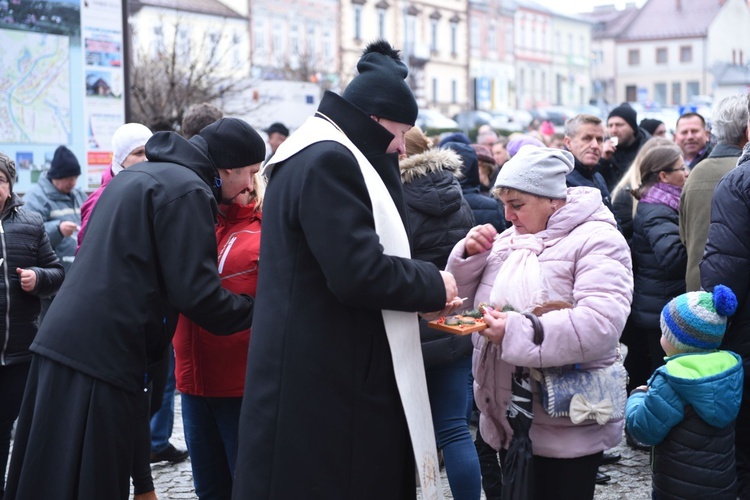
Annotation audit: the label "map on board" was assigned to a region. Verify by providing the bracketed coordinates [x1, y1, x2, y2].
[0, 29, 71, 144]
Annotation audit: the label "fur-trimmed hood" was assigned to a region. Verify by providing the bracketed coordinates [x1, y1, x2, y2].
[399, 148, 463, 184]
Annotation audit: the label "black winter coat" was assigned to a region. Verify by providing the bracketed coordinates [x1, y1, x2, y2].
[566, 157, 613, 211]
[631, 202, 686, 328]
[31, 132, 255, 394]
[443, 142, 505, 232]
[0, 194, 64, 365]
[702, 145, 750, 392]
[400, 147, 475, 368]
[234, 92, 446, 499]
[596, 127, 652, 192]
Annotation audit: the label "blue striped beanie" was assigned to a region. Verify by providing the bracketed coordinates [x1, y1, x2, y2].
[660, 285, 738, 353]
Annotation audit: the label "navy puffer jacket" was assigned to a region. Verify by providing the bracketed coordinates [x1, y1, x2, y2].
[631, 201, 686, 328]
[442, 141, 505, 232]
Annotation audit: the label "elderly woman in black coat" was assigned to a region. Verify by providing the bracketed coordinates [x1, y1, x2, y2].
[0, 152, 64, 498]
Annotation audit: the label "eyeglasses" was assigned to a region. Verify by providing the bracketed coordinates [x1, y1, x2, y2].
[663, 165, 688, 173]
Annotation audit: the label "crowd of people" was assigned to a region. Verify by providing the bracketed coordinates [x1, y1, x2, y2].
[0, 38, 749, 500]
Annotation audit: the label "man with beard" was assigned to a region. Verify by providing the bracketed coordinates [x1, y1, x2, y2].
[597, 103, 652, 191]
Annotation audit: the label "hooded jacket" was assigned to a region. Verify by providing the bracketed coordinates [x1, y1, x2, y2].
[446, 187, 633, 458]
[30, 132, 254, 394]
[22, 175, 87, 272]
[442, 142, 505, 232]
[626, 351, 743, 498]
[400, 147, 476, 367]
[173, 201, 260, 397]
[0, 194, 64, 365]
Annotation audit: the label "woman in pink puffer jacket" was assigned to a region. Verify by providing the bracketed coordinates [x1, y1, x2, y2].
[446, 146, 633, 500]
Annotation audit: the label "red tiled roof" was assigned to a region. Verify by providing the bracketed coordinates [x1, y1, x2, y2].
[619, 0, 723, 41]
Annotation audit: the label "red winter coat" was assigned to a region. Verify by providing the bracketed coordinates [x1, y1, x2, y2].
[173, 201, 261, 397]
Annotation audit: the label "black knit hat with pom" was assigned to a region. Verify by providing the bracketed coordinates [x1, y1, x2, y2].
[342, 40, 418, 126]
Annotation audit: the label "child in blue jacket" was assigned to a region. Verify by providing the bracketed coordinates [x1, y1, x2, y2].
[626, 285, 743, 499]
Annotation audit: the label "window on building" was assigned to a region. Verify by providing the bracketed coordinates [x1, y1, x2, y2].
[432, 77, 438, 104]
[519, 25, 525, 49]
[686, 81, 700, 101]
[272, 21, 283, 56]
[353, 5, 362, 40]
[554, 31, 560, 54]
[378, 9, 386, 39]
[450, 21, 458, 55]
[254, 19, 265, 51]
[656, 47, 667, 64]
[431, 19, 439, 52]
[505, 24, 513, 54]
[593, 49, 603, 65]
[628, 49, 640, 65]
[680, 45, 692, 63]
[568, 33, 573, 55]
[654, 83, 667, 106]
[625, 85, 636, 102]
[290, 24, 299, 55]
[153, 25, 164, 55]
[540, 70, 546, 100]
[452, 79, 457, 104]
[488, 22, 497, 53]
[530, 26, 536, 50]
[672, 82, 681, 105]
[579, 35, 584, 57]
[306, 24, 315, 56]
[323, 30, 332, 60]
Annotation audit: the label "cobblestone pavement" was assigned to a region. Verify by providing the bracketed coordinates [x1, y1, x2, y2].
[149, 396, 651, 499]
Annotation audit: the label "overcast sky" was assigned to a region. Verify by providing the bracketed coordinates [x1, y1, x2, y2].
[531, 0, 648, 15]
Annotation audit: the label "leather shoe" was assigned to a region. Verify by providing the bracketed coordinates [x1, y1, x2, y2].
[150, 443, 189, 464]
[595, 471, 611, 485]
[601, 452, 621, 466]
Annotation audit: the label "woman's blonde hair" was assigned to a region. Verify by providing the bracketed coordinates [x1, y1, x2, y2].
[404, 126, 433, 157]
[630, 143, 683, 200]
[611, 137, 673, 216]
[249, 171, 266, 212]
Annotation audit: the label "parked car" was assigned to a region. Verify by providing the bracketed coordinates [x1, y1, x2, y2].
[488, 110, 524, 132]
[530, 106, 576, 127]
[416, 109, 459, 130]
[453, 110, 495, 130]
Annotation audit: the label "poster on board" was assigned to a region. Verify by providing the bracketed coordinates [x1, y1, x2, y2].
[0, 0, 125, 192]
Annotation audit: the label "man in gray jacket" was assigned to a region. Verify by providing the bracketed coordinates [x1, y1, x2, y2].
[680, 94, 749, 291]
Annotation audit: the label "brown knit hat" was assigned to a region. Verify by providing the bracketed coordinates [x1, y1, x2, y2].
[0, 152, 16, 192]
[471, 144, 496, 166]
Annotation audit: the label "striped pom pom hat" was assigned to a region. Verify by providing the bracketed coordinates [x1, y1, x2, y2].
[660, 285, 738, 353]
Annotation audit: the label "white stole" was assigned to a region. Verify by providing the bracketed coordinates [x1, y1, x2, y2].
[265, 116, 443, 499]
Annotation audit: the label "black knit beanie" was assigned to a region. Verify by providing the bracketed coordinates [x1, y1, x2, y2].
[198, 118, 266, 169]
[608, 103, 638, 134]
[639, 118, 663, 136]
[48, 145, 81, 179]
[342, 40, 418, 126]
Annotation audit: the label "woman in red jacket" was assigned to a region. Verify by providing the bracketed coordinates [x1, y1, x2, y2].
[173, 173, 263, 500]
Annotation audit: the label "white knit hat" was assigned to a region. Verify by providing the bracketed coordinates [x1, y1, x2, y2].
[111, 123, 153, 175]
[493, 145, 574, 199]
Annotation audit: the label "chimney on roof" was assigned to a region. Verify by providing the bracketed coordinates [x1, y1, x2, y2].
[675, 0, 681, 9]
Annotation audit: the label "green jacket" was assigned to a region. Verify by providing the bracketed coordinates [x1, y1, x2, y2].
[679, 144, 742, 291]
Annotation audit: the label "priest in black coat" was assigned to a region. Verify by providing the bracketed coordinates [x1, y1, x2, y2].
[233, 41, 459, 499]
